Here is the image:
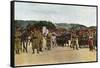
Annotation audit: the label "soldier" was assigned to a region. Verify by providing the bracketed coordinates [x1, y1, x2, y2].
[71, 32, 79, 50]
[93, 31, 96, 50]
[88, 33, 94, 51]
[38, 30, 43, 52]
[46, 32, 52, 50]
[15, 28, 21, 54]
[31, 28, 39, 54]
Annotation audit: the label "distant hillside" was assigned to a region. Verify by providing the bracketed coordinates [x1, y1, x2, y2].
[14, 20, 38, 28]
[14, 20, 56, 29]
[15, 20, 96, 30]
[55, 23, 87, 30]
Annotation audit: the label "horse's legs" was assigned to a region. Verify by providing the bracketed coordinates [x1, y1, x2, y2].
[22, 41, 25, 52]
[76, 40, 79, 50]
[25, 40, 28, 53]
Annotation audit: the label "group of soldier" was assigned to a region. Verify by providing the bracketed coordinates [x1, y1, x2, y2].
[15, 27, 42, 54]
[14, 26, 96, 54]
[15, 27, 56, 54]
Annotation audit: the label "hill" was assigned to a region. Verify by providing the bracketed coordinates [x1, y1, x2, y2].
[15, 20, 95, 30]
[55, 23, 87, 30]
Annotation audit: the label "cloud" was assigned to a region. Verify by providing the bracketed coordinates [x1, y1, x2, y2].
[15, 2, 96, 27]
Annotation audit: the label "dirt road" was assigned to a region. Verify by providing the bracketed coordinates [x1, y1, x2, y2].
[15, 46, 97, 66]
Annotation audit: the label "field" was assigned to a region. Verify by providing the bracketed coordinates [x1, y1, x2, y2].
[15, 45, 96, 66]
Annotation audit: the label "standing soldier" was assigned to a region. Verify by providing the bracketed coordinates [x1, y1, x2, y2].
[46, 32, 52, 50]
[71, 32, 79, 50]
[31, 28, 39, 54]
[38, 30, 43, 52]
[88, 33, 94, 51]
[15, 27, 21, 54]
[93, 31, 96, 50]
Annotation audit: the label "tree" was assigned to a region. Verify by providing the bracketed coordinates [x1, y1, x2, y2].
[33, 21, 56, 30]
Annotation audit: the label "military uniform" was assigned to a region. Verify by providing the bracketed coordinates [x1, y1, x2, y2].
[88, 34, 94, 51]
[71, 34, 79, 50]
[15, 31, 21, 54]
[31, 30, 39, 54]
[38, 31, 43, 52]
[46, 33, 51, 50]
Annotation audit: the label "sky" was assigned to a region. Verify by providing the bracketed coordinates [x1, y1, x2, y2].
[15, 2, 97, 27]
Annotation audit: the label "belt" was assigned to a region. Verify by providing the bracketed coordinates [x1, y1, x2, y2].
[32, 37, 37, 39]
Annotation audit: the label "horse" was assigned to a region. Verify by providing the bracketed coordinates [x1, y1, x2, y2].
[21, 31, 29, 53]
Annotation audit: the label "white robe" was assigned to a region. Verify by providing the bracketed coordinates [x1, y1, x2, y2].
[42, 37, 47, 50]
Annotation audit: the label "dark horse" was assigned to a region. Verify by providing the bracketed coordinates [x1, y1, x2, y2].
[21, 31, 29, 53]
[56, 32, 71, 47]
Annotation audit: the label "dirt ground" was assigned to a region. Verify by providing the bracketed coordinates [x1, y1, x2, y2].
[15, 46, 97, 66]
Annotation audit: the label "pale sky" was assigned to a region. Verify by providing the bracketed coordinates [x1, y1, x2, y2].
[15, 2, 97, 27]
